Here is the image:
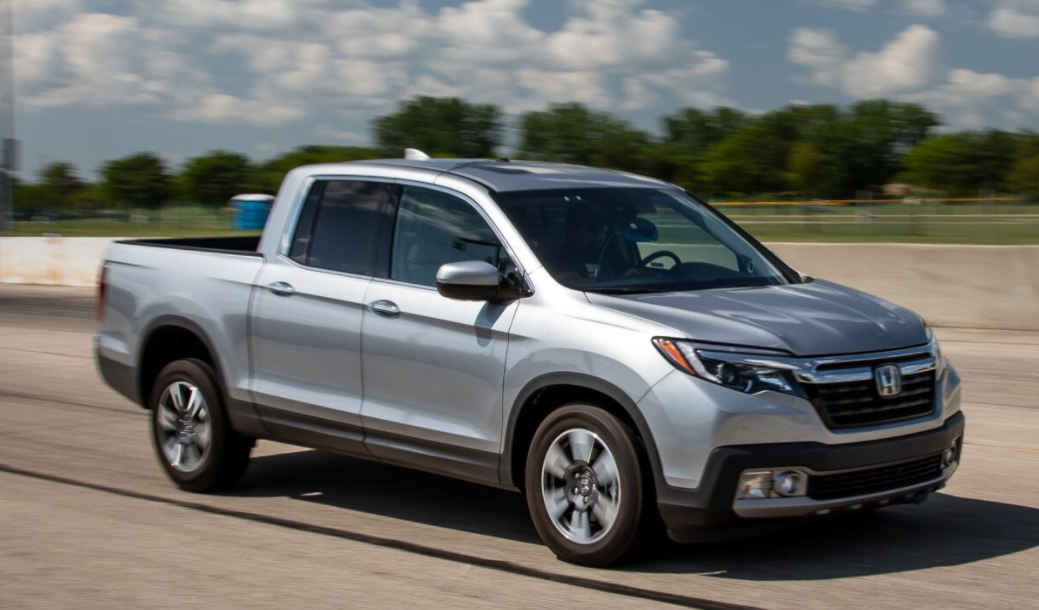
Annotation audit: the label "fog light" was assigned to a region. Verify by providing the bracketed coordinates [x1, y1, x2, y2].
[773, 471, 805, 497]
[942, 447, 957, 467]
[737, 471, 773, 499]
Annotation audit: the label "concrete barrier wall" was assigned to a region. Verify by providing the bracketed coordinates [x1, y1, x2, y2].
[1, 237, 1036, 330]
[771, 243, 1039, 331]
[0, 237, 117, 287]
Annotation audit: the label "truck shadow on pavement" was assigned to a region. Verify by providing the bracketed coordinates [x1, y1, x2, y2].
[232, 449, 1039, 580]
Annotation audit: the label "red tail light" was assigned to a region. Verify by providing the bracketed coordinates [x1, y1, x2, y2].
[98, 263, 110, 322]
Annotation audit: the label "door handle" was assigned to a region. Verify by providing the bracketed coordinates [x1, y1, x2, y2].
[265, 281, 295, 296]
[368, 300, 400, 318]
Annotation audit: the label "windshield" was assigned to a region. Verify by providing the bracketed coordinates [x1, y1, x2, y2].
[494, 188, 791, 294]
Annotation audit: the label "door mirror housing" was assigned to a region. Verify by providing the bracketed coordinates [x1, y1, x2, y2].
[436, 261, 505, 301]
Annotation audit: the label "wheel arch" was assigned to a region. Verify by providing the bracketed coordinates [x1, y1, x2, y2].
[137, 316, 223, 410]
[502, 373, 663, 492]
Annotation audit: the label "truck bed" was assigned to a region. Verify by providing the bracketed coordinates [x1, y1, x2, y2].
[115, 235, 262, 256]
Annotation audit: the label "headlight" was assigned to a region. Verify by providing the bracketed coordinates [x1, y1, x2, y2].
[925, 326, 946, 373]
[653, 338, 804, 397]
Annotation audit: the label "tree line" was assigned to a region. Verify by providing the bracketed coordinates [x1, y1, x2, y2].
[15, 96, 1039, 213]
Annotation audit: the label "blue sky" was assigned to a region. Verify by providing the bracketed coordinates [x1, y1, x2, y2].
[11, 0, 1039, 179]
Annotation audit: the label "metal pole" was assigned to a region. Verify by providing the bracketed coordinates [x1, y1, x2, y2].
[0, 0, 13, 232]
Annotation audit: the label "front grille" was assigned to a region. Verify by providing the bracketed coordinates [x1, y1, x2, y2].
[805, 370, 937, 429]
[807, 454, 943, 501]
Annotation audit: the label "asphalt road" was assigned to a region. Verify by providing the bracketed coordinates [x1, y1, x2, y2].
[1, 284, 1037, 610]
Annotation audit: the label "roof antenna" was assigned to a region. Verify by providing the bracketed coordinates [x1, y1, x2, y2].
[404, 148, 430, 161]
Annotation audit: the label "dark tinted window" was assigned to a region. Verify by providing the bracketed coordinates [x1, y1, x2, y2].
[288, 182, 323, 264]
[390, 186, 505, 287]
[288, 180, 398, 276]
[495, 188, 787, 293]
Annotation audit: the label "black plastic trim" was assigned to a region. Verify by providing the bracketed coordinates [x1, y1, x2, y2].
[364, 429, 504, 488]
[96, 352, 138, 404]
[656, 411, 965, 536]
[255, 406, 369, 457]
[500, 372, 663, 489]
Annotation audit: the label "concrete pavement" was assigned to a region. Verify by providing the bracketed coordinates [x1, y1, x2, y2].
[0, 284, 1036, 609]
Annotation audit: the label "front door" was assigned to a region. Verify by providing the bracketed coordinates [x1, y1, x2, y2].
[360, 184, 519, 483]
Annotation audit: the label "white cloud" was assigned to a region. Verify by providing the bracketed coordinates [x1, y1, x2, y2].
[16, 13, 210, 109]
[515, 69, 609, 108]
[1016, 77, 1039, 113]
[327, 1, 432, 60]
[13, 0, 85, 31]
[314, 125, 367, 144]
[16, 0, 733, 128]
[784, 24, 1031, 126]
[171, 93, 303, 125]
[842, 24, 940, 97]
[544, 0, 684, 71]
[162, 0, 298, 31]
[903, 0, 946, 17]
[905, 69, 1039, 129]
[621, 78, 658, 111]
[788, 28, 847, 87]
[434, 0, 544, 69]
[987, 2, 1039, 39]
[641, 51, 734, 108]
[816, 0, 876, 11]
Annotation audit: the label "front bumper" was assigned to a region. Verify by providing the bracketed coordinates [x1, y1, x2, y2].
[656, 411, 965, 542]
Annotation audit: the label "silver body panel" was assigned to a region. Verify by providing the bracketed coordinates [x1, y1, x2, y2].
[98, 244, 264, 405]
[249, 255, 369, 447]
[97, 158, 964, 511]
[360, 278, 518, 478]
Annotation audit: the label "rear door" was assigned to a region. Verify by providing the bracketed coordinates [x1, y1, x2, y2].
[250, 178, 399, 453]
[360, 184, 520, 483]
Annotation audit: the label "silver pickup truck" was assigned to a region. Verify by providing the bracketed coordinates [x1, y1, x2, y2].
[96, 155, 964, 566]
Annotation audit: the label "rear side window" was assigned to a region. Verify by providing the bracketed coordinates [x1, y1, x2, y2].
[390, 186, 504, 287]
[288, 180, 399, 276]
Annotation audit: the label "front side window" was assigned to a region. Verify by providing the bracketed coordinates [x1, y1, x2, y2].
[495, 187, 791, 293]
[288, 180, 399, 276]
[390, 186, 507, 287]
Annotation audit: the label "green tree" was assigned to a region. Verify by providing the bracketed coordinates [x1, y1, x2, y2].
[180, 150, 255, 207]
[517, 103, 651, 174]
[836, 100, 939, 190]
[100, 152, 173, 210]
[37, 161, 85, 210]
[903, 134, 973, 193]
[699, 109, 802, 195]
[373, 96, 502, 158]
[903, 130, 1023, 195]
[1007, 155, 1039, 195]
[663, 107, 748, 155]
[788, 142, 823, 193]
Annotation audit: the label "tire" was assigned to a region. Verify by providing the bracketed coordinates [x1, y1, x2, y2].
[149, 358, 251, 493]
[525, 403, 647, 567]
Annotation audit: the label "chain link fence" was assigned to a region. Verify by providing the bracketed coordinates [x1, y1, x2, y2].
[713, 194, 1039, 245]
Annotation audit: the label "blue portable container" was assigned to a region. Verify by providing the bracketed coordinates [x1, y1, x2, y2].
[230, 194, 275, 231]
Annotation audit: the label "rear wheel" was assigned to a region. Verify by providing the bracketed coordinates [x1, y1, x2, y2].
[525, 403, 647, 566]
[150, 359, 251, 492]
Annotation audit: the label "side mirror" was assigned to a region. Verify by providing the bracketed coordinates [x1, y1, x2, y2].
[436, 261, 503, 301]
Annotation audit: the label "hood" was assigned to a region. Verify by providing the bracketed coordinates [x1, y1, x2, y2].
[586, 279, 927, 357]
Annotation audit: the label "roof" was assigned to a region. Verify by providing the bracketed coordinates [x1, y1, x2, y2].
[351, 158, 674, 193]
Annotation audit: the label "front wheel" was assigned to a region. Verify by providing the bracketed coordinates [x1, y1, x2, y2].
[525, 404, 647, 566]
[150, 358, 251, 492]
